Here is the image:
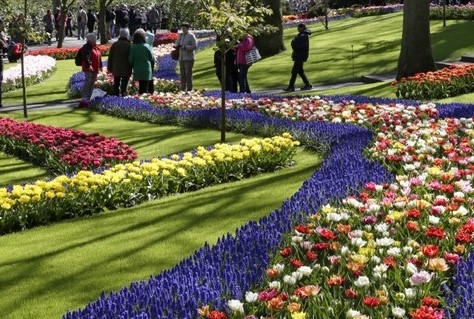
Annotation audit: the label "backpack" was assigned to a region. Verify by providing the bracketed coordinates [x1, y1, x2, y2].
[74, 47, 83, 66]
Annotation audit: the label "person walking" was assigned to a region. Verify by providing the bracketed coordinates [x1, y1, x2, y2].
[284, 23, 312, 92]
[175, 22, 196, 91]
[147, 5, 161, 33]
[235, 33, 254, 94]
[87, 9, 97, 34]
[0, 34, 7, 108]
[129, 28, 155, 94]
[77, 6, 88, 40]
[108, 28, 132, 96]
[80, 33, 102, 105]
[65, 10, 73, 37]
[43, 9, 54, 45]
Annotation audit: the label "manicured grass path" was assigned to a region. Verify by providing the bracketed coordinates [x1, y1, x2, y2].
[0, 109, 322, 319]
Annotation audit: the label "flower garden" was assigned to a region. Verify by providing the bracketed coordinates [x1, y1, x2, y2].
[2, 5, 474, 319]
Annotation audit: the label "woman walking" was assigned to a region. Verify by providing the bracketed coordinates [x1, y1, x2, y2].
[129, 28, 155, 94]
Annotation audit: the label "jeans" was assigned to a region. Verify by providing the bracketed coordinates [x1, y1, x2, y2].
[82, 72, 97, 100]
[179, 60, 194, 91]
[238, 64, 251, 93]
[77, 22, 86, 39]
[113, 76, 130, 96]
[138, 80, 154, 94]
[288, 61, 310, 89]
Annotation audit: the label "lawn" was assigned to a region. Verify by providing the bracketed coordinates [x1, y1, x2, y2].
[0, 108, 322, 319]
[193, 12, 474, 91]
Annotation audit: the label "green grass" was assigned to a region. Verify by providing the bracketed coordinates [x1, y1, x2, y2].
[3, 59, 77, 106]
[0, 142, 321, 319]
[193, 13, 474, 91]
[0, 152, 48, 187]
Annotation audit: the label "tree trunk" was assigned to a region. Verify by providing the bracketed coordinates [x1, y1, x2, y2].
[396, 0, 436, 80]
[56, 8, 67, 48]
[99, 1, 107, 45]
[254, 0, 284, 57]
[52, 0, 61, 11]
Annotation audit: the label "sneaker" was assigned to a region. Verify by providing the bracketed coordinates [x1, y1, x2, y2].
[300, 85, 313, 91]
[283, 87, 295, 92]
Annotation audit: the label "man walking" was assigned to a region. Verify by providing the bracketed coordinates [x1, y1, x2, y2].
[77, 6, 87, 40]
[284, 23, 312, 92]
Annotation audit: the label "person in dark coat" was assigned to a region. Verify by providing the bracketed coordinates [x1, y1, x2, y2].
[0, 33, 7, 108]
[108, 28, 132, 96]
[214, 42, 238, 93]
[87, 9, 97, 34]
[284, 23, 312, 92]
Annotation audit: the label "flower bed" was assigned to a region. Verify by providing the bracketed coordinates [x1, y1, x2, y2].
[430, 4, 474, 20]
[393, 65, 474, 100]
[153, 32, 179, 46]
[2, 55, 56, 93]
[0, 117, 137, 174]
[62, 92, 474, 319]
[352, 4, 403, 18]
[28, 45, 111, 60]
[0, 134, 299, 234]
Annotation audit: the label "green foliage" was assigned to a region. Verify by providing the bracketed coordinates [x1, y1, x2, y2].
[198, 0, 274, 52]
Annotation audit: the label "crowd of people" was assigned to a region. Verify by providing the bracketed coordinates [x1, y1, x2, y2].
[41, 4, 167, 43]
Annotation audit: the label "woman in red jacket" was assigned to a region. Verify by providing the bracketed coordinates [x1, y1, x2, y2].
[81, 33, 102, 104]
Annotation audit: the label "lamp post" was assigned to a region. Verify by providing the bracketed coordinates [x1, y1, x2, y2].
[20, 0, 27, 117]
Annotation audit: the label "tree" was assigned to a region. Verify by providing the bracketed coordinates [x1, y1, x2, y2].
[396, 0, 436, 80]
[98, 0, 114, 45]
[56, 0, 76, 48]
[253, 0, 284, 57]
[199, 0, 273, 142]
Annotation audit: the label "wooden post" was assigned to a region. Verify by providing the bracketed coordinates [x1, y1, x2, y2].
[220, 48, 226, 143]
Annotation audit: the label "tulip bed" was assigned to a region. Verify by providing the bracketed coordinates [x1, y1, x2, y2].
[0, 133, 299, 235]
[28, 45, 111, 60]
[351, 5, 403, 18]
[60, 91, 474, 319]
[0, 117, 138, 174]
[430, 4, 474, 20]
[393, 65, 474, 100]
[2, 55, 56, 93]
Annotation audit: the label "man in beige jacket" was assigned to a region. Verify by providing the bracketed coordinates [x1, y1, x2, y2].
[175, 22, 197, 91]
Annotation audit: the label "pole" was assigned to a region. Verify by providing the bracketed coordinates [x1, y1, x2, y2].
[21, 0, 27, 118]
[220, 49, 226, 143]
[443, 0, 446, 27]
[351, 45, 354, 78]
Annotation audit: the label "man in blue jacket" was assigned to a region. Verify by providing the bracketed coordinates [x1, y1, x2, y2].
[284, 23, 312, 92]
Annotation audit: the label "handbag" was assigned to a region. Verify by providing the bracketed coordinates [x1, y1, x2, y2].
[245, 46, 261, 65]
[171, 49, 179, 61]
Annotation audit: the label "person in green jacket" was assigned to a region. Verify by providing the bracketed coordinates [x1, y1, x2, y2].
[129, 28, 155, 94]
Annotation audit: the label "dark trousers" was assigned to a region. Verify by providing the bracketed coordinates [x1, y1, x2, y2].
[0, 71, 3, 106]
[113, 76, 130, 96]
[288, 61, 310, 89]
[138, 80, 154, 94]
[238, 64, 251, 93]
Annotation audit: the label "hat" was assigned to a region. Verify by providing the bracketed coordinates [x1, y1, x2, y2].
[181, 22, 191, 28]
